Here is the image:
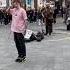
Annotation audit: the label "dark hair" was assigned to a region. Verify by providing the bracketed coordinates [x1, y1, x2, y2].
[12, 0, 23, 6]
[12, 0, 25, 9]
[12, 0, 21, 4]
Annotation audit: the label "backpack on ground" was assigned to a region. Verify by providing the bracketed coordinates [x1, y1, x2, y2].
[36, 31, 44, 42]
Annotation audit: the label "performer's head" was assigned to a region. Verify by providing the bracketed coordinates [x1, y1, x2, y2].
[12, 0, 21, 8]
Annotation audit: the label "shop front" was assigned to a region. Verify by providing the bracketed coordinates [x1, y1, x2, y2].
[26, 0, 34, 9]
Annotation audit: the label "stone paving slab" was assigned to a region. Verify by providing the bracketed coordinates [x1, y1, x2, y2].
[0, 18, 70, 70]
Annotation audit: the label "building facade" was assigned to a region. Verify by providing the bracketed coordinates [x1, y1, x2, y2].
[0, 0, 6, 8]
[1, 0, 69, 9]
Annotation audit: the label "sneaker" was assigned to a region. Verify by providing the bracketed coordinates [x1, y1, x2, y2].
[15, 56, 26, 63]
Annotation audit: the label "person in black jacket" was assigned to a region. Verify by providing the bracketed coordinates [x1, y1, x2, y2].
[3, 10, 9, 25]
[53, 7, 57, 24]
[43, 6, 53, 35]
[0, 9, 3, 24]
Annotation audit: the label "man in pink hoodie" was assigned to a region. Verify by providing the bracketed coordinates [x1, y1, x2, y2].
[6, 0, 27, 62]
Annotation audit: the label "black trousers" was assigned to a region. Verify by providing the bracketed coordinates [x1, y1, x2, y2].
[14, 32, 26, 57]
[45, 19, 53, 35]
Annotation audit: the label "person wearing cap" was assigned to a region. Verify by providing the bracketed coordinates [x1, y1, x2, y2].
[6, 0, 27, 62]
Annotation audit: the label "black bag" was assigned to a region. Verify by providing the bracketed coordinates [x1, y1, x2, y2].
[24, 33, 36, 42]
[36, 31, 44, 42]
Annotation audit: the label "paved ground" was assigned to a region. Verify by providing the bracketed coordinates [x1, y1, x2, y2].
[0, 18, 70, 70]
